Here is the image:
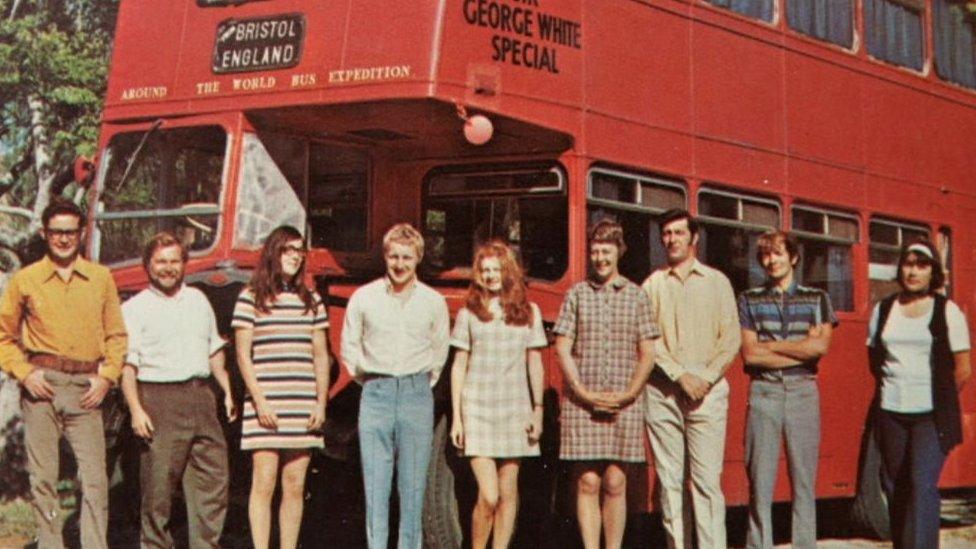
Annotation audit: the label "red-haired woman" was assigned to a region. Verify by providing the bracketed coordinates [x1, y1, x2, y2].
[232, 225, 329, 549]
[449, 240, 548, 549]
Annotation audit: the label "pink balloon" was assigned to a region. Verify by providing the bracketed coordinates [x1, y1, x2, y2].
[464, 115, 493, 145]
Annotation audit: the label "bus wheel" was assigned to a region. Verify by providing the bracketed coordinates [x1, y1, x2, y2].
[423, 414, 463, 549]
[850, 415, 891, 540]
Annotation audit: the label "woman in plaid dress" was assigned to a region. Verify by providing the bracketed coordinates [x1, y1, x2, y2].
[449, 240, 547, 549]
[233, 225, 329, 549]
[553, 220, 658, 549]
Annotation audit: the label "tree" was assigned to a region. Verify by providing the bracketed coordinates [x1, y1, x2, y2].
[0, 0, 119, 499]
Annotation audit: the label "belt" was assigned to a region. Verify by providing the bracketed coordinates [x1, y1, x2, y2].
[747, 364, 816, 378]
[28, 353, 99, 374]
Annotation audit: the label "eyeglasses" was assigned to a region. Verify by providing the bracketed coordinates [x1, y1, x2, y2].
[281, 245, 307, 257]
[46, 228, 81, 238]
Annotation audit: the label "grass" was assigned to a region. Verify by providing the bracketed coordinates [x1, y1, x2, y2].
[0, 499, 34, 543]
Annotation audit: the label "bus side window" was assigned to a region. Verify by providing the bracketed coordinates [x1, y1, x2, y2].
[586, 167, 686, 284]
[791, 206, 858, 312]
[697, 188, 780, 294]
[868, 218, 929, 304]
[933, 1, 976, 90]
[938, 227, 953, 297]
[786, 0, 854, 48]
[706, 0, 774, 23]
[864, 0, 924, 71]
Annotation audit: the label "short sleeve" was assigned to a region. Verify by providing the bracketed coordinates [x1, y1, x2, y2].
[450, 307, 472, 351]
[206, 300, 225, 355]
[528, 303, 548, 348]
[737, 293, 755, 331]
[552, 285, 579, 339]
[231, 289, 256, 329]
[819, 291, 839, 327]
[635, 291, 659, 341]
[946, 300, 971, 352]
[866, 303, 881, 347]
[312, 292, 329, 330]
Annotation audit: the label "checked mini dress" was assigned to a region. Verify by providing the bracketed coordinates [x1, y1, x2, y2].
[232, 288, 328, 450]
[553, 276, 659, 462]
[450, 300, 548, 457]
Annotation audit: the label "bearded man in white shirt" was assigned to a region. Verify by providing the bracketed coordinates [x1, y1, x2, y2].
[341, 223, 450, 549]
[120, 232, 236, 548]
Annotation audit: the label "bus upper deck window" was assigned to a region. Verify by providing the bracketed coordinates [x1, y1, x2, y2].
[94, 126, 226, 265]
[791, 206, 858, 312]
[865, 0, 924, 71]
[868, 218, 929, 303]
[697, 188, 780, 294]
[586, 167, 687, 283]
[423, 165, 567, 282]
[933, 0, 976, 90]
[786, 0, 854, 48]
[706, 0, 774, 23]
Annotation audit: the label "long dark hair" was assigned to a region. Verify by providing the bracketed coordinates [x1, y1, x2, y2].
[249, 225, 315, 314]
[465, 240, 532, 327]
[896, 237, 946, 295]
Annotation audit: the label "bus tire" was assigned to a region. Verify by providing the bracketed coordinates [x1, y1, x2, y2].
[850, 414, 891, 540]
[423, 414, 463, 549]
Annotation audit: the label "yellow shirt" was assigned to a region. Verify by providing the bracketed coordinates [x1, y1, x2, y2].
[0, 256, 128, 382]
[641, 258, 741, 384]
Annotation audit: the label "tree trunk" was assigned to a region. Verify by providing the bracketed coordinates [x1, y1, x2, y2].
[28, 93, 54, 236]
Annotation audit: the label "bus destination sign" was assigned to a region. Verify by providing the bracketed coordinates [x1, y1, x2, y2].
[212, 13, 305, 74]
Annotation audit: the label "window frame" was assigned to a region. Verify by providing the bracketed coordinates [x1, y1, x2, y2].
[790, 204, 860, 245]
[93, 125, 231, 268]
[697, 186, 782, 233]
[785, 0, 856, 49]
[421, 162, 569, 283]
[586, 166, 687, 215]
[863, 0, 927, 72]
[868, 216, 930, 280]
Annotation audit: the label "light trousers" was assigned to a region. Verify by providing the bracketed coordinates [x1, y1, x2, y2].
[645, 375, 729, 549]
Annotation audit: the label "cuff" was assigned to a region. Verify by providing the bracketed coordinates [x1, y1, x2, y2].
[9, 361, 34, 382]
[97, 363, 122, 385]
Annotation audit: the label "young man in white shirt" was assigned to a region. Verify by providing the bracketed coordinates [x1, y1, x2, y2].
[120, 232, 235, 548]
[341, 223, 450, 549]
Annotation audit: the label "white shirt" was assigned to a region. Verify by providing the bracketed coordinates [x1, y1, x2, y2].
[867, 299, 970, 413]
[122, 285, 225, 382]
[341, 277, 450, 385]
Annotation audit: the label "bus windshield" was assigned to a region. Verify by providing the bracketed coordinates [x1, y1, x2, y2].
[94, 126, 227, 265]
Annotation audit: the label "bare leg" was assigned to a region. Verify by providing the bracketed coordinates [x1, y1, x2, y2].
[470, 457, 500, 549]
[278, 451, 311, 549]
[575, 464, 603, 549]
[601, 464, 628, 549]
[493, 460, 521, 549]
[248, 450, 279, 549]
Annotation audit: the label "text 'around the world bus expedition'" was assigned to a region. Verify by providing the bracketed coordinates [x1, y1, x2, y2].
[462, 0, 583, 74]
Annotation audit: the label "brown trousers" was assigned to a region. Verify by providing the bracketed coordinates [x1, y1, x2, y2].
[21, 370, 109, 549]
[138, 379, 228, 549]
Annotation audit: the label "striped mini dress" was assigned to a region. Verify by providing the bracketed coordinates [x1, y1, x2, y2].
[232, 288, 328, 450]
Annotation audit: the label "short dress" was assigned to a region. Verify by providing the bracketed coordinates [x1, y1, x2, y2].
[450, 300, 548, 457]
[232, 288, 328, 450]
[552, 278, 658, 462]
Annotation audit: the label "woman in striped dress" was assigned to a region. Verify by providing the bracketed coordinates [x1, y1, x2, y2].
[232, 225, 329, 549]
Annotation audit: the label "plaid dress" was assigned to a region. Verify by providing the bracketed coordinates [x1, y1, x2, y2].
[232, 288, 328, 450]
[451, 300, 548, 457]
[554, 277, 659, 462]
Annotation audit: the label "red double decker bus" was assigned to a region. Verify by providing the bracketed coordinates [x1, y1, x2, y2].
[92, 0, 976, 545]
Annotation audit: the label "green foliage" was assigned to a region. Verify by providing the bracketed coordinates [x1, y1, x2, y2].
[0, 0, 119, 209]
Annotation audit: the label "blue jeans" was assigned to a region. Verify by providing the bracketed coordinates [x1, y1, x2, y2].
[358, 373, 434, 549]
[745, 373, 820, 549]
[877, 409, 946, 549]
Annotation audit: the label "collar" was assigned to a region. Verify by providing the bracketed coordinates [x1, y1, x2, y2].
[765, 278, 798, 296]
[148, 283, 187, 300]
[668, 258, 705, 281]
[587, 274, 628, 291]
[40, 255, 93, 282]
[383, 275, 417, 298]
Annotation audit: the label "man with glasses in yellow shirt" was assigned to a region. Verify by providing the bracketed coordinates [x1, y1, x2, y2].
[0, 198, 127, 549]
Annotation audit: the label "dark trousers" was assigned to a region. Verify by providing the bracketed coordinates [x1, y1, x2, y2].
[877, 409, 946, 549]
[138, 379, 228, 549]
